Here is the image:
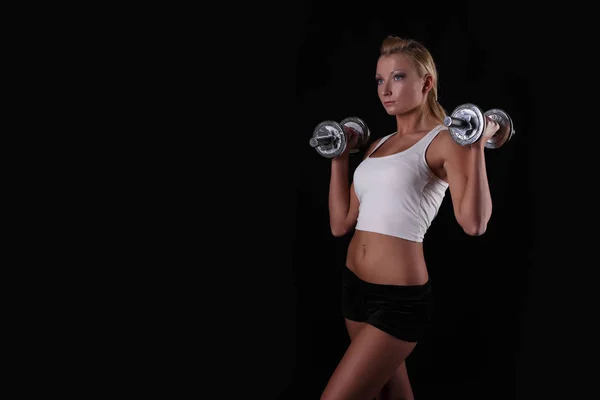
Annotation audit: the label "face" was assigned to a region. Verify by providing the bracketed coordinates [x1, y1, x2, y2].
[375, 53, 432, 115]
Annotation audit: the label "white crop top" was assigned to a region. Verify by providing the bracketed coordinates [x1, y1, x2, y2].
[353, 125, 449, 242]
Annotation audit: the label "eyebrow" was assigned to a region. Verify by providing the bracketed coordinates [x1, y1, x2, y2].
[375, 69, 406, 77]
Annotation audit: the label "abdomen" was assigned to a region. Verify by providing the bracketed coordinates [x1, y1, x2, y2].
[346, 230, 429, 286]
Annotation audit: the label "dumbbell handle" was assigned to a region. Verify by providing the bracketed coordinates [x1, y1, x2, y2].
[309, 126, 352, 147]
[443, 115, 474, 130]
[309, 136, 334, 148]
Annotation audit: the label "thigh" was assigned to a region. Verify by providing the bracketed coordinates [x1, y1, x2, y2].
[345, 318, 366, 341]
[377, 361, 413, 400]
[321, 323, 417, 400]
[346, 319, 413, 400]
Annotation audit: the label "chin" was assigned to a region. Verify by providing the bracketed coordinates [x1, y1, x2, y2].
[386, 105, 417, 116]
[383, 103, 403, 114]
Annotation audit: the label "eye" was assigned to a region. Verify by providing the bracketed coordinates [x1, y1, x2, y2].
[394, 74, 405, 81]
[376, 78, 383, 85]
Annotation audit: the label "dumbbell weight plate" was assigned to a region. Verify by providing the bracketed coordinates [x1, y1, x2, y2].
[340, 117, 370, 154]
[484, 108, 515, 149]
[445, 103, 485, 146]
[310, 120, 347, 159]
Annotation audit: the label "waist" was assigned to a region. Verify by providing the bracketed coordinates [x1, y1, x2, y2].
[346, 229, 428, 286]
[355, 208, 425, 242]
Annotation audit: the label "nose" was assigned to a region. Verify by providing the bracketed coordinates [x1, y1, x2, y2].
[380, 82, 391, 97]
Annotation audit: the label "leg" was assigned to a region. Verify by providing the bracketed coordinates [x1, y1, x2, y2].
[376, 362, 413, 400]
[320, 320, 417, 400]
[345, 319, 414, 400]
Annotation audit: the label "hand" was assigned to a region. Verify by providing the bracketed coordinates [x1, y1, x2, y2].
[477, 116, 500, 148]
[336, 126, 360, 158]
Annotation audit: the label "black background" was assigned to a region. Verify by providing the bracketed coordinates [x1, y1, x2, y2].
[19, 2, 599, 398]
[290, 4, 533, 399]
[249, 2, 595, 399]
[148, 1, 597, 398]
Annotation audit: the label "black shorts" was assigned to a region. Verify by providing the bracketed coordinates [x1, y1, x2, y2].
[341, 265, 434, 343]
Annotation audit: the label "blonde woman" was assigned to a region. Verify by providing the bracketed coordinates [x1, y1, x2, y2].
[321, 36, 500, 400]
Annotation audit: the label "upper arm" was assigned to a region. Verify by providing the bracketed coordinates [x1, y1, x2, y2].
[440, 130, 472, 224]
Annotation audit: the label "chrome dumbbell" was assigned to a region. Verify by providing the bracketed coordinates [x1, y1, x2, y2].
[309, 117, 371, 158]
[443, 103, 515, 148]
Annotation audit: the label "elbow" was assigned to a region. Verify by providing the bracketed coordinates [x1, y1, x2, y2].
[331, 225, 348, 237]
[331, 220, 354, 237]
[330, 214, 357, 237]
[460, 215, 490, 236]
[459, 203, 492, 236]
[463, 223, 487, 236]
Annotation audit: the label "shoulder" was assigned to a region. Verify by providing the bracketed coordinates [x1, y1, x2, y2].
[432, 127, 451, 145]
[433, 127, 472, 162]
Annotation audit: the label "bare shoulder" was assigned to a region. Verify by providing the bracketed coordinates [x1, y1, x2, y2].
[433, 127, 472, 162]
[432, 127, 453, 148]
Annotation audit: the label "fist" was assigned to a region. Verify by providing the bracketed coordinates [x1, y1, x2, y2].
[481, 116, 500, 143]
[341, 127, 360, 155]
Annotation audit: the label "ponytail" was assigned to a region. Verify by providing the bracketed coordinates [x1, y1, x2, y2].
[426, 89, 446, 124]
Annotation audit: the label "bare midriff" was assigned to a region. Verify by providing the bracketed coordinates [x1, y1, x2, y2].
[346, 229, 429, 286]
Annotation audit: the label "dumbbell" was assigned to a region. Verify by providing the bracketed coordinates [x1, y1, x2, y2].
[443, 103, 515, 148]
[309, 117, 371, 158]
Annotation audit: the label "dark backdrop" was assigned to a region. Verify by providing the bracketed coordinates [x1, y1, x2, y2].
[50, 2, 599, 398]
[268, 2, 592, 399]
[289, 4, 532, 400]
[176, 1, 595, 398]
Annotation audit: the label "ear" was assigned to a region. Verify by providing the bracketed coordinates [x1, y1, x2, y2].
[422, 74, 433, 94]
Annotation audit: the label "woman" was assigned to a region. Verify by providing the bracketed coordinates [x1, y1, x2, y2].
[321, 36, 499, 400]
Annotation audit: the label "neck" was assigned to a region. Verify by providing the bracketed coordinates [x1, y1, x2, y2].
[394, 105, 437, 136]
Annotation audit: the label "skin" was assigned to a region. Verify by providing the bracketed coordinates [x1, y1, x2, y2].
[321, 53, 499, 400]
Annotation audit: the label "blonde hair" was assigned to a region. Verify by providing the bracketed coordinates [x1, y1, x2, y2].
[380, 35, 446, 123]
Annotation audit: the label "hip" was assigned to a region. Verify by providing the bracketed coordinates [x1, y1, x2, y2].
[341, 263, 434, 340]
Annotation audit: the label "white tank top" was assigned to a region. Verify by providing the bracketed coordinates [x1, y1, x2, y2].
[353, 125, 449, 242]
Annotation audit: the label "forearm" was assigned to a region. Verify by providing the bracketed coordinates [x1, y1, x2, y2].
[459, 146, 492, 234]
[329, 155, 350, 231]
